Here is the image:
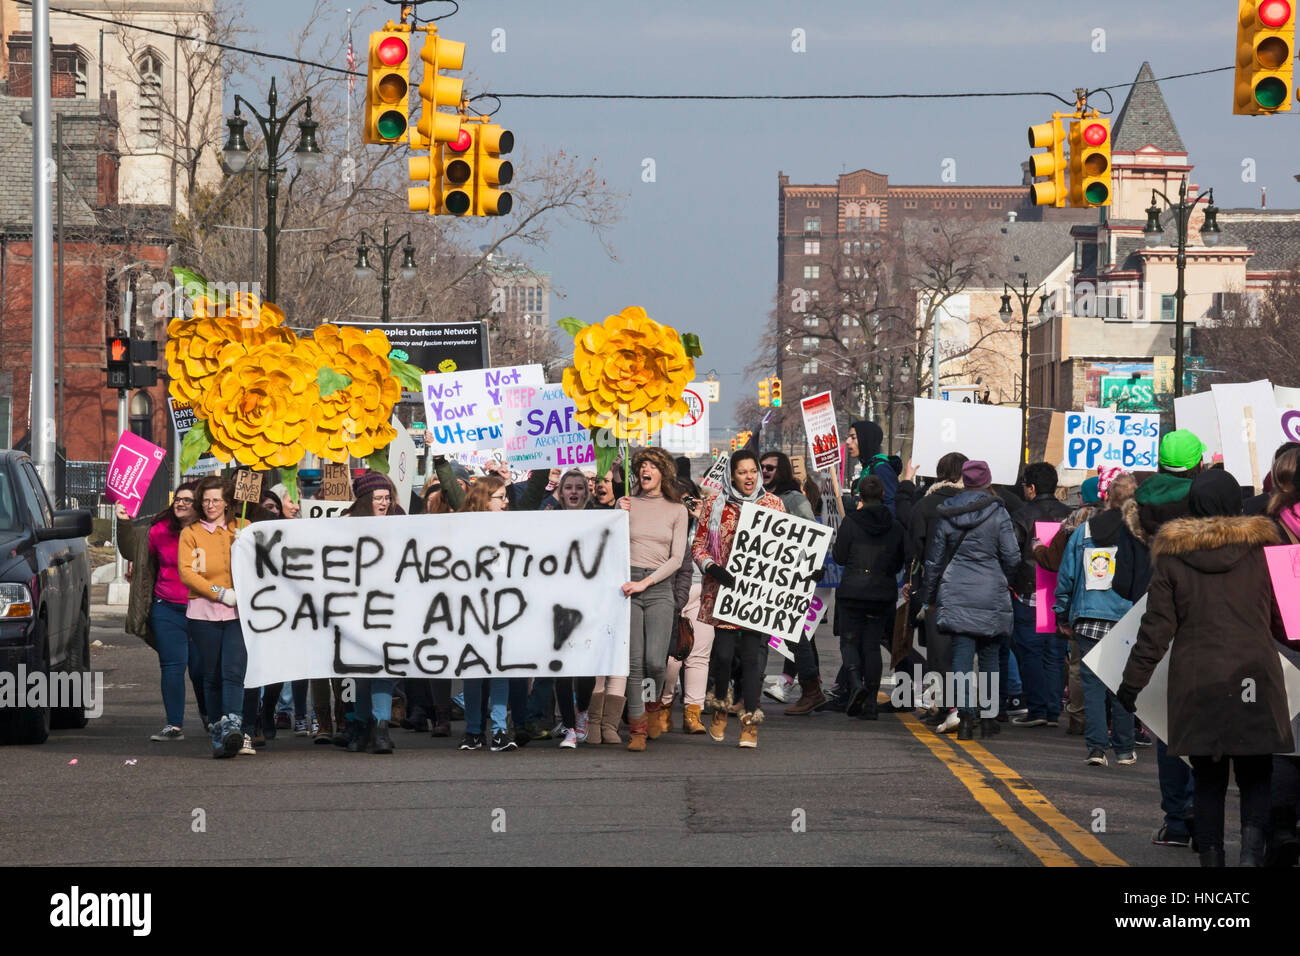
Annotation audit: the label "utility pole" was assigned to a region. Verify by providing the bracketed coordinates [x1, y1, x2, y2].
[31, 0, 56, 491]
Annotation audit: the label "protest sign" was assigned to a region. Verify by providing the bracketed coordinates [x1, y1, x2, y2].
[711, 502, 834, 643]
[503, 383, 595, 469]
[105, 432, 167, 518]
[321, 463, 352, 501]
[299, 499, 352, 519]
[1034, 521, 1062, 632]
[1062, 408, 1160, 471]
[1212, 381, 1282, 491]
[700, 454, 729, 494]
[658, 383, 709, 455]
[1266, 545, 1300, 641]
[790, 456, 807, 484]
[232, 509, 631, 686]
[451, 449, 529, 484]
[1278, 386, 1300, 443]
[233, 470, 263, 504]
[1173, 392, 1222, 462]
[344, 321, 489, 401]
[766, 589, 830, 662]
[911, 398, 1021, 486]
[1044, 412, 1066, 467]
[167, 397, 219, 475]
[420, 364, 544, 453]
[800, 391, 840, 472]
[387, 416, 418, 510]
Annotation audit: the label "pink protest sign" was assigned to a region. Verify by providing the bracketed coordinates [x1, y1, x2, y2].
[1035, 521, 1062, 632]
[106, 431, 167, 517]
[1265, 545, 1300, 641]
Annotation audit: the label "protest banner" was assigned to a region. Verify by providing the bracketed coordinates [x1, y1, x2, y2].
[766, 590, 830, 662]
[299, 499, 352, 520]
[420, 364, 544, 453]
[503, 383, 595, 469]
[1266, 545, 1300, 641]
[387, 417, 418, 509]
[321, 463, 352, 501]
[700, 453, 729, 494]
[231, 509, 631, 686]
[1278, 386, 1300, 443]
[800, 391, 840, 472]
[105, 432, 167, 518]
[233, 470, 263, 504]
[1034, 521, 1062, 632]
[1062, 408, 1160, 471]
[167, 397, 219, 475]
[343, 321, 489, 401]
[1173, 392, 1222, 462]
[911, 398, 1021, 485]
[711, 502, 834, 643]
[1212, 381, 1282, 492]
[658, 382, 709, 455]
[790, 455, 807, 484]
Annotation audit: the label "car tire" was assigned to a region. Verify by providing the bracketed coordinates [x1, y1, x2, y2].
[0, 623, 51, 745]
[51, 599, 90, 730]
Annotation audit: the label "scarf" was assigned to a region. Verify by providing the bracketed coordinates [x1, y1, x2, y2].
[707, 470, 763, 559]
[1281, 504, 1300, 544]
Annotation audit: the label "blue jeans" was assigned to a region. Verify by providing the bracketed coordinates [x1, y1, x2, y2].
[151, 599, 191, 728]
[353, 679, 394, 722]
[1076, 628, 1135, 753]
[1158, 738, 1195, 837]
[190, 617, 247, 727]
[1013, 599, 1064, 720]
[526, 678, 555, 725]
[463, 678, 508, 734]
[951, 633, 1000, 717]
[999, 632, 1022, 704]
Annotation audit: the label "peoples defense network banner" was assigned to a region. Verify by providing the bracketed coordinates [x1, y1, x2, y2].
[1062, 408, 1159, 471]
[503, 383, 595, 469]
[231, 510, 631, 686]
[345, 321, 489, 400]
[420, 364, 544, 453]
[712, 502, 834, 643]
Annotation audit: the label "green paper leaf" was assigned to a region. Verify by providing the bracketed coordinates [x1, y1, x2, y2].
[366, 450, 390, 475]
[317, 367, 352, 398]
[680, 332, 703, 358]
[389, 354, 424, 390]
[179, 419, 211, 473]
[557, 316, 585, 337]
[592, 429, 618, 481]
[280, 464, 300, 505]
[171, 266, 211, 307]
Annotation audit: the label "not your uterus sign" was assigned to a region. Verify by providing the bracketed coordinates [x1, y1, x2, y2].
[420, 364, 544, 452]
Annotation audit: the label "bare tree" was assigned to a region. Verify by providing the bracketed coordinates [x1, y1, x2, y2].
[1202, 270, 1299, 386]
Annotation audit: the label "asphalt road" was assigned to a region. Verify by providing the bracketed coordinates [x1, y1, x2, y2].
[0, 607, 1216, 867]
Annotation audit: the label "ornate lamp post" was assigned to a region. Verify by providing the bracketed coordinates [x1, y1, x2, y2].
[352, 220, 418, 323]
[999, 274, 1048, 464]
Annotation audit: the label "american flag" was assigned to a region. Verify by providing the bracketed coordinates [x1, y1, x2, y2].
[346, 33, 357, 93]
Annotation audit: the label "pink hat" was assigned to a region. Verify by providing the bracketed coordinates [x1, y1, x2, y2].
[1097, 466, 1125, 500]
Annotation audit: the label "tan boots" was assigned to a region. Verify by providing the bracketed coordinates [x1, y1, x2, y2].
[646, 701, 670, 739]
[627, 714, 648, 751]
[586, 692, 605, 744]
[739, 709, 763, 748]
[601, 694, 625, 744]
[683, 703, 705, 734]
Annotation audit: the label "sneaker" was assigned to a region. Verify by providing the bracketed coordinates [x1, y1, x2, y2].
[559, 728, 578, 749]
[252, 732, 267, 749]
[1005, 696, 1029, 717]
[514, 727, 532, 748]
[1151, 824, 1192, 847]
[490, 730, 517, 752]
[458, 732, 484, 751]
[293, 716, 309, 736]
[1134, 725, 1153, 747]
[524, 722, 551, 741]
[150, 725, 184, 741]
[214, 716, 242, 759]
[935, 710, 961, 734]
[762, 675, 795, 703]
[1086, 748, 1108, 766]
[1116, 751, 1137, 766]
[275, 711, 292, 729]
[1012, 715, 1047, 727]
[575, 710, 590, 742]
[239, 734, 257, 756]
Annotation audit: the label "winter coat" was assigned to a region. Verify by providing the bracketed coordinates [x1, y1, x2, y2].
[1121, 515, 1293, 758]
[776, 487, 815, 522]
[1010, 494, 1072, 599]
[908, 480, 964, 582]
[115, 517, 156, 646]
[691, 491, 787, 628]
[1052, 508, 1134, 625]
[1134, 472, 1194, 538]
[922, 490, 1020, 637]
[1034, 504, 1098, 573]
[832, 504, 905, 612]
[1112, 498, 1154, 601]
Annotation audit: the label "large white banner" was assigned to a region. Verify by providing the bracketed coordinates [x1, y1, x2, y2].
[1212, 380, 1283, 490]
[231, 511, 631, 686]
[420, 364, 544, 453]
[711, 502, 834, 642]
[659, 382, 709, 455]
[911, 398, 1021, 486]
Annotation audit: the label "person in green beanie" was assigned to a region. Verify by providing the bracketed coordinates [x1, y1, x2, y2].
[1133, 429, 1207, 538]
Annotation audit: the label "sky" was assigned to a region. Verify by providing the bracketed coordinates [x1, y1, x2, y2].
[234, 0, 1300, 432]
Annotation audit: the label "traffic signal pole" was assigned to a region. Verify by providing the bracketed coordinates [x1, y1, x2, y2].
[31, 0, 56, 491]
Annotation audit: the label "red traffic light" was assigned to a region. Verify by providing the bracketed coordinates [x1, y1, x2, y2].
[377, 35, 407, 65]
[1260, 0, 1292, 28]
[449, 128, 472, 152]
[1082, 122, 1108, 146]
[110, 337, 128, 361]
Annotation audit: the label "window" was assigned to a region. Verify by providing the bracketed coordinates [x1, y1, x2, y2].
[802, 315, 819, 328]
[903, 200, 917, 209]
[804, 240, 819, 255]
[137, 51, 163, 146]
[806, 199, 819, 208]
[841, 316, 860, 327]
[18, 462, 52, 528]
[802, 359, 819, 375]
[845, 217, 859, 232]
[990, 200, 1003, 209]
[804, 217, 820, 233]
[1160, 295, 1176, 322]
[802, 336, 816, 351]
[74, 53, 88, 98]
[803, 264, 819, 279]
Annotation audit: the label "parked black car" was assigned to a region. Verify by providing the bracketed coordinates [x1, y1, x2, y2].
[0, 450, 92, 744]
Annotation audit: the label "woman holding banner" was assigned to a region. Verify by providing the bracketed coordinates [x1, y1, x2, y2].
[693, 449, 787, 749]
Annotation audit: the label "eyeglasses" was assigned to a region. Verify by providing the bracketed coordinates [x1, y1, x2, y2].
[174, 496, 194, 504]
[761, 465, 777, 472]
[490, 491, 508, 501]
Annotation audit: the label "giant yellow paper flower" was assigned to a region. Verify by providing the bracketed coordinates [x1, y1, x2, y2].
[165, 293, 296, 407]
[201, 339, 321, 468]
[299, 324, 400, 461]
[561, 306, 694, 442]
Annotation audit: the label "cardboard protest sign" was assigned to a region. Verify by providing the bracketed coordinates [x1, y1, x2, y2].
[1173, 392, 1222, 463]
[420, 364, 544, 453]
[232, 509, 631, 686]
[167, 397, 219, 475]
[911, 398, 1021, 486]
[1062, 408, 1160, 471]
[790, 456, 807, 484]
[233, 470, 264, 504]
[105, 432, 167, 517]
[658, 382, 709, 455]
[387, 416, 418, 510]
[700, 454, 729, 494]
[321, 463, 352, 501]
[299, 499, 352, 520]
[1034, 521, 1062, 632]
[1266, 545, 1300, 641]
[711, 502, 834, 643]
[1044, 412, 1066, 467]
[800, 391, 840, 472]
[1212, 381, 1282, 491]
[765, 589, 830, 662]
[503, 383, 595, 469]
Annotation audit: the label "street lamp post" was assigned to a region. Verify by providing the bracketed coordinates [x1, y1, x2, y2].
[999, 274, 1048, 465]
[352, 220, 417, 323]
[1142, 177, 1220, 398]
[222, 77, 323, 304]
[872, 352, 911, 455]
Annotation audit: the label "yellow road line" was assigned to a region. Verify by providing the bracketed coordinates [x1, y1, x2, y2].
[956, 738, 1128, 867]
[898, 714, 1076, 867]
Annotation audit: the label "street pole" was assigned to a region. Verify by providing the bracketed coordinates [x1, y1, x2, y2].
[31, 0, 56, 491]
[930, 307, 941, 400]
[1020, 302, 1029, 465]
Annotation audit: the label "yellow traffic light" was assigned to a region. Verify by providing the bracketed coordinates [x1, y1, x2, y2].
[770, 377, 783, 407]
[417, 30, 467, 144]
[472, 123, 514, 216]
[1068, 116, 1111, 207]
[1234, 0, 1295, 114]
[758, 377, 770, 406]
[730, 437, 737, 452]
[1027, 118, 1066, 207]
[364, 27, 411, 145]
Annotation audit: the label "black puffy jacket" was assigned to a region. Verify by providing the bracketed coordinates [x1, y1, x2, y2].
[1010, 494, 1071, 599]
[833, 504, 905, 612]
